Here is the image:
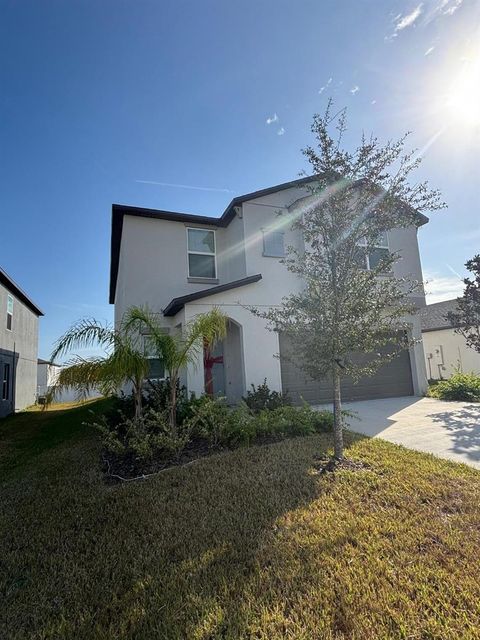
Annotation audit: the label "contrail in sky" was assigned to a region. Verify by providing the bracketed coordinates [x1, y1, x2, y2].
[136, 180, 234, 193]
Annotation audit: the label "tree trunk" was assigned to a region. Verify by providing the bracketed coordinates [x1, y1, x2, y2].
[332, 365, 344, 460]
[134, 380, 143, 420]
[169, 375, 177, 436]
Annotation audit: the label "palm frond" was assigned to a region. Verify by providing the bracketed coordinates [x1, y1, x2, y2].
[51, 319, 114, 362]
[52, 356, 109, 401]
[179, 307, 228, 369]
[122, 306, 178, 369]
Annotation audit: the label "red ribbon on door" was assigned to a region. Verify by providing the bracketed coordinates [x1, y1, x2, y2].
[203, 339, 224, 396]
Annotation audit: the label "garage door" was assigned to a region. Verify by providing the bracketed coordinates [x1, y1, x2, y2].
[279, 333, 414, 404]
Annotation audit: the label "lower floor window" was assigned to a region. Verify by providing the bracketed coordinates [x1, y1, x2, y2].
[144, 336, 166, 380]
[2, 363, 10, 400]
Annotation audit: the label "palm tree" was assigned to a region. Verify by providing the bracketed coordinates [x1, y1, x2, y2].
[123, 306, 227, 433]
[50, 319, 149, 418]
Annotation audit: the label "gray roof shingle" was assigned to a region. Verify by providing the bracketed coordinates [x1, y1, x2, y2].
[419, 299, 461, 332]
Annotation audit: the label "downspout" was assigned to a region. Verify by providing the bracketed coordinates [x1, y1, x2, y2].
[12, 340, 16, 413]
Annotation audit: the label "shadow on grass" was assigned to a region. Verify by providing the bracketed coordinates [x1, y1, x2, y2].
[1, 399, 371, 638]
[0, 398, 112, 475]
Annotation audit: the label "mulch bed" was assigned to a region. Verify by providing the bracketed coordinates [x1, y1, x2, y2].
[102, 432, 337, 483]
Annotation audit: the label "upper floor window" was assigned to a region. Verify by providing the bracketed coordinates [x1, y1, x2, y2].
[356, 232, 390, 271]
[144, 335, 166, 381]
[263, 230, 285, 258]
[187, 228, 216, 279]
[6, 295, 13, 331]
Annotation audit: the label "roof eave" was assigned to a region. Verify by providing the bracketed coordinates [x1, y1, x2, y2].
[0, 267, 44, 317]
[163, 274, 263, 317]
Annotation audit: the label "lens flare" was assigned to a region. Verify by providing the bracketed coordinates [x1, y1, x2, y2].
[445, 55, 480, 126]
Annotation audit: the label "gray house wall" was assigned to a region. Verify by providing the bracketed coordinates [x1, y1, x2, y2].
[0, 282, 39, 417]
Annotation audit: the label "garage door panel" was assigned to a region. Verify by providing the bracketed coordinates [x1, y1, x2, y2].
[279, 333, 414, 404]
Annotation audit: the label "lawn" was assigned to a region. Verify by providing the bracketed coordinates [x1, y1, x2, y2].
[2, 401, 480, 639]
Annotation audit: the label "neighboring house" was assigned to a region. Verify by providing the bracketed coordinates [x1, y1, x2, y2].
[37, 358, 61, 398]
[110, 177, 429, 404]
[37, 358, 101, 403]
[420, 299, 480, 380]
[0, 267, 43, 417]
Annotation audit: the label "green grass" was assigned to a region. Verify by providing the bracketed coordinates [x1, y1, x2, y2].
[2, 401, 480, 639]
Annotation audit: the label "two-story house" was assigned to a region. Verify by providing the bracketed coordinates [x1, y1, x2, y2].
[109, 177, 428, 404]
[0, 267, 43, 417]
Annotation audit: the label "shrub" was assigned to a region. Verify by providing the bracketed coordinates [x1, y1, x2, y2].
[243, 379, 290, 413]
[145, 378, 192, 424]
[253, 404, 334, 439]
[184, 396, 256, 447]
[90, 408, 190, 463]
[95, 390, 336, 474]
[428, 371, 480, 402]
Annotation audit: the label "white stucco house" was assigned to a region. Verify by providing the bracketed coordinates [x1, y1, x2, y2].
[420, 299, 480, 380]
[109, 177, 429, 404]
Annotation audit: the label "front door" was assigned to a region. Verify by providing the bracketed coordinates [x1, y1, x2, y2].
[204, 340, 225, 397]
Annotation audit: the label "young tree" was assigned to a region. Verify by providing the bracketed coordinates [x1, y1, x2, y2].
[123, 306, 227, 433]
[252, 103, 445, 460]
[50, 319, 149, 418]
[447, 255, 480, 351]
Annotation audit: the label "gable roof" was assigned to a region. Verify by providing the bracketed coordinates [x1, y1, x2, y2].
[0, 267, 44, 317]
[163, 274, 262, 316]
[109, 175, 430, 304]
[419, 299, 461, 332]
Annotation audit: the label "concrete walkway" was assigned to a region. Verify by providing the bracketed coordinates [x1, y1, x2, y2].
[323, 396, 480, 469]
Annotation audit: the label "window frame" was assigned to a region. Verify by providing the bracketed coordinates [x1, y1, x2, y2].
[262, 229, 285, 258]
[143, 335, 166, 382]
[2, 363, 10, 401]
[357, 232, 390, 271]
[6, 294, 13, 331]
[186, 227, 217, 280]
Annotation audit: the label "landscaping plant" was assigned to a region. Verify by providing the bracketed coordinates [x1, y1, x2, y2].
[428, 371, 480, 402]
[243, 379, 290, 413]
[447, 254, 480, 352]
[123, 306, 227, 433]
[50, 319, 149, 418]
[251, 102, 445, 459]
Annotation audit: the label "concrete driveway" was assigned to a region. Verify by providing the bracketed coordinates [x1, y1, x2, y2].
[330, 396, 480, 469]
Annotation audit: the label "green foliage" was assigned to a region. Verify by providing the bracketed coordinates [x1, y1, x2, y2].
[250, 102, 445, 459]
[428, 371, 480, 402]
[122, 306, 228, 430]
[184, 396, 334, 449]
[184, 396, 256, 447]
[91, 407, 191, 463]
[243, 379, 290, 413]
[50, 318, 149, 417]
[447, 254, 480, 353]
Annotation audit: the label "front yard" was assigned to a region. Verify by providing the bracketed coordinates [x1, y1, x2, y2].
[2, 400, 480, 639]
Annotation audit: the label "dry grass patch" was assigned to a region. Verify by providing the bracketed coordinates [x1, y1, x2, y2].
[2, 400, 480, 639]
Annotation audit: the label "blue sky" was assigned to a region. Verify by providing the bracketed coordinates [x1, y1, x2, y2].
[1, 0, 479, 359]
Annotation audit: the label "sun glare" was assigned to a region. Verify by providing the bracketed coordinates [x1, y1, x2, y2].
[445, 55, 480, 127]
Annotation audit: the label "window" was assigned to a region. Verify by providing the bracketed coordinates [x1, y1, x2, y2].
[6, 295, 13, 331]
[356, 232, 390, 271]
[187, 228, 216, 279]
[263, 230, 285, 258]
[144, 336, 165, 381]
[2, 363, 10, 400]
